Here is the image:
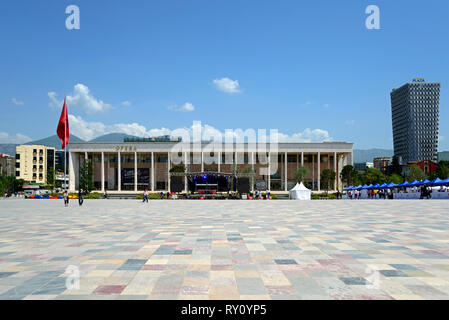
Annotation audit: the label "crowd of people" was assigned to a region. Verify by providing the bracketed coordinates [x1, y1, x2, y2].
[346, 183, 448, 200]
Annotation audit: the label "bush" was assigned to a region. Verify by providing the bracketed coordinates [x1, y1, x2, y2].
[84, 192, 101, 199]
[135, 192, 170, 200]
[312, 192, 337, 200]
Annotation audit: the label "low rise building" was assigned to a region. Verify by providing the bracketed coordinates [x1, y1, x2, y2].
[402, 160, 438, 177]
[0, 153, 14, 176]
[15, 145, 55, 185]
[354, 162, 374, 172]
[373, 157, 392, 174]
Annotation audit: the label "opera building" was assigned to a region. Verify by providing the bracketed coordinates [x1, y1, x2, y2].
[68, 141, 353, 194]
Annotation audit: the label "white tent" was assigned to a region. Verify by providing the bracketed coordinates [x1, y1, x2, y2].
[289, 182, 311, 200]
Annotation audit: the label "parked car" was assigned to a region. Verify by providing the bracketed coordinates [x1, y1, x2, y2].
[24, 190, 35, 198]
[36, 190, 50, 197]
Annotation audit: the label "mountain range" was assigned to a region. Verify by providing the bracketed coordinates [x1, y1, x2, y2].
[352, 148, 394, 163]
[0, 133, 149, 154]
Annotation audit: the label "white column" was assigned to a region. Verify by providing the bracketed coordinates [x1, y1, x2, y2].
[134, 151, 138, 192]
[334, 152, 337, 191]
[317, 152, 321, 191]
[167, 152, 171, 192]
[151, 152, 155, 191]
[312, 154, 315, 190]
[201, 152, 204, 172]
[68, 151, 78, 191]
[268, 152, 271, 191]
[251, 152, 255, 192]
[339, 154, 344, 190]
[117, 151, 121, 191]
[301, 152, 304, 167]
[101, 152, 105, 192]
[184, 152, 188, 193]
[84, 152, 88, 160]
[218, 151, 221, 173]
[284, 152, 288, 191]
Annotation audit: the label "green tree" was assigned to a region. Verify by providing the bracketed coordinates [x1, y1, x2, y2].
[388, 173, 403, 185]
[390, 155, 402, 175]
[79, 160, 94, 193]
[408, 165, 426, 181]
[364, 168, 386, 185]
[340, 165, 357, 187]
[0, 174, 23, 195]
[46, 167, 56, 190]
[0, 178, 4, 195]
[169, 164, 185, 173]
[321, 169, 336, 193]
[293, 166, 309, 184]
[242, 164, 255, 190]
[435, 162, 449, 180]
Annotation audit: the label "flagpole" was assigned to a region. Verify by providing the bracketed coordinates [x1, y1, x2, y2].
[64, 96, 67, 192]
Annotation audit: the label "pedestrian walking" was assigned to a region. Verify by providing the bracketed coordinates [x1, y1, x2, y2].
[143, 189, 148, 203]
[78, 189, 84, 206]
[63, 190, 69, 207]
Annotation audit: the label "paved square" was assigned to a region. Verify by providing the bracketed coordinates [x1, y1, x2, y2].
[1, 199, 449, 300]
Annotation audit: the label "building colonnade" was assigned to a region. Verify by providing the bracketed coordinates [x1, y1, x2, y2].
[68, 148, 353, 193]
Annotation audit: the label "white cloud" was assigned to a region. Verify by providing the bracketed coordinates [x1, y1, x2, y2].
[68, 115, 331, 143]
[11, 98, 24, 106]
[213, 77, 241, 93]
[277, 128, 332, 143]
[48, 83, 112, 114]
[167, 102, 195, 112]
[439, 135, 444, 142]
[323, 103, 330, 108]
[301, 101, 312, 107]
[68, 114, 172, 141]
[345, 120, 355, 126]
[0, 132, 32, 144]
[121, 101, 131, 107]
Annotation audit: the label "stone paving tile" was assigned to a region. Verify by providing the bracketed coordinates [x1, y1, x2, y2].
[1, 199, 449, 300]
[93, 285, 126, 295]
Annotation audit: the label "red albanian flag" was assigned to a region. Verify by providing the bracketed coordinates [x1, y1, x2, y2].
[56, 97, 70, 149]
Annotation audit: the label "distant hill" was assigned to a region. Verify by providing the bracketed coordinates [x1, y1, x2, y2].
[0, 144, 18, 156]
[25, 134, 85, 150]
[353, 149, 394, 163]
[438, 151, 449, 162]
[89, 133, 140, 143]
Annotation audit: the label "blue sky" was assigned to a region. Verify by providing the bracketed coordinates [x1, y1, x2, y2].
[0, 0, 448, 150]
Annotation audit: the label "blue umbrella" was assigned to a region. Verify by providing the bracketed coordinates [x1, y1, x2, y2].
[397, 181, 409, 187]
[408, 180, 420, 187]
[386, 182, 397, 188]
[430, 178, 444, 186]
[418, 179, 431, 186]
